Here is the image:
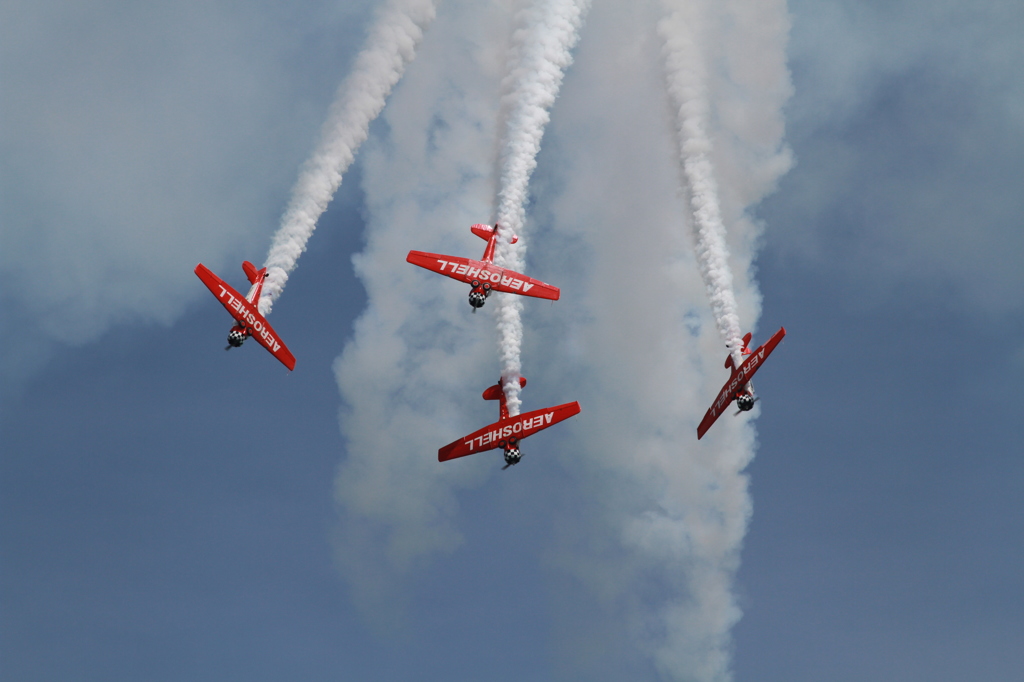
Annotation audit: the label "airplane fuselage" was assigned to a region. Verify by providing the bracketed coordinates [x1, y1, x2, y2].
[469, 225, 503, 309]
[224, 278, 264, 348]
[484, 378, 526, 465]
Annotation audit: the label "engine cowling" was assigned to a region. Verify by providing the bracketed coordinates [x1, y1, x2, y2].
[503, 447, 521, 466]
[502, 436, 521, 466]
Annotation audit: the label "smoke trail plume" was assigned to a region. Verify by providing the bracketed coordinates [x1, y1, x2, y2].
[492, 0, 591, 414]
[331, 1, 792, 678]
[659, 0, 745, 366]
[257, 0, 436, 315]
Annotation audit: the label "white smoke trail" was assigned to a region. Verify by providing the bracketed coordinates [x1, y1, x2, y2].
[257, 0, 436, 316]
[531, 1, 790, 679]
[492, 0, 591, 415]
[658, 0, 745, 367]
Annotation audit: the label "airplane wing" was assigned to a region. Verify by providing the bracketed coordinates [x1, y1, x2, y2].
[696, 385, 735, 440]
[407, 251, 560, 301]
[438, 401, 581, 462]
[697, 327, 786, 439]
[195, 263, 297, 371]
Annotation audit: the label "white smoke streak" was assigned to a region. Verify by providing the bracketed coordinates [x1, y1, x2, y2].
[257, 0, 436, 315]
[658, 0, 745, 367]
[492, 0, 591, 415]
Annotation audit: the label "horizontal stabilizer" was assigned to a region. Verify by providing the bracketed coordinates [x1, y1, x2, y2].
[471, 223, 517, 244]
[242, 260, 262, 285]
[725, 332, 755, 371]
[482, 377, 526, 400]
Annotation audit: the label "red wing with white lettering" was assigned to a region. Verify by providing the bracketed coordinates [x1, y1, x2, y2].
[697, 327, 786, 440]
[406, 251, 476, 283]
[696, 384, 736, 440]
[407, 251, 560, 301]
[438, 401, 581, 462]
[195, 263, 296, 371]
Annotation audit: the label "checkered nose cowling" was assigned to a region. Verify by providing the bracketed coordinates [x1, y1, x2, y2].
[503, 447, 521, 466]
[468, 291, 487, 308]
[227, 330, 247, 347]
[736, 393, 755, 411]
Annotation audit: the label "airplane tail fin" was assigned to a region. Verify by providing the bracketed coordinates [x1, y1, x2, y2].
[471, 223, 518, 244]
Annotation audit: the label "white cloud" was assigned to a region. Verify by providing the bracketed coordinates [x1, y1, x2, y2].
[331, 0, 510, 620]
[768, 0, 1024, 314]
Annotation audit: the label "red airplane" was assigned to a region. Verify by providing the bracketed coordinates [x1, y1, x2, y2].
[407, 223, 560, 311]
[194, 261, 296, 371]
[697, 327, 786, 440]
[439, 377, 580, 468]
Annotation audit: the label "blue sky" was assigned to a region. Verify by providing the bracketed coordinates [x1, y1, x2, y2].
[3, 1, 1023, 680]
